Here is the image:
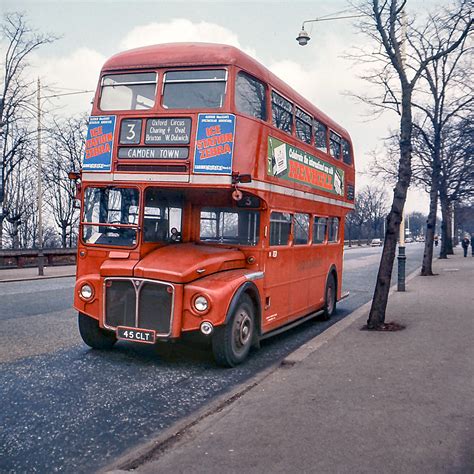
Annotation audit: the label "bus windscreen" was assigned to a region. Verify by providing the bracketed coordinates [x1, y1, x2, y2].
[82, 187, 139, 247]
[162, 69, 227, 109]
[100, 73, 157, 111]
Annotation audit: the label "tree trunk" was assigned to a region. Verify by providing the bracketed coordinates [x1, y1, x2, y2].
[446, 204, 454, 254]
[367, 87, 412, 329]
[439, 192, 449, 259]
[421, 176, 438, 275]
[62, 225, 67, 248]
[452, 206, 459, 247]
[421, 136, 441, 276]
[11, 220, 20, 249]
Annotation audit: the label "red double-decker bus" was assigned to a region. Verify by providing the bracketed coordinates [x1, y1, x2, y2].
[74, 43, 355, 366]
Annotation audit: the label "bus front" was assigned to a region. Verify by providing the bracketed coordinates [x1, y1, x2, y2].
[74, 44, 264, 367]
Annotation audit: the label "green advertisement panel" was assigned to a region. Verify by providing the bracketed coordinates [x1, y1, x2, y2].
[267, 136, 344, 197]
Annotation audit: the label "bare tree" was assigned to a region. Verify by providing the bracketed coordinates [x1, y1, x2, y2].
[2, 150, 36, 248]
[346, 190, 370, 245]
[405, 211, 430, 238]
[346, 185, 389, 244]
[364, 186, 389, 238]
[44, 115, 86, 247]
[409, 11, 472, 272]
[438, 114, 474, 257]
[351, 0, 472, 329]
[0, 12, 56, 247]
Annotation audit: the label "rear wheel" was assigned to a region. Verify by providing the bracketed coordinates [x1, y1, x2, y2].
[212, 294, 255, 367]
[78, 312, 117, 350]
[321, 273, 337, 321]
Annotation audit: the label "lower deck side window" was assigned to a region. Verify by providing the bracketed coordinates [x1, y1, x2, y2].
[328, 217, 340, 242]
[270, 212, 291, 246]
[313, 217, 327, 244]
[293, 213, 310, 244]
[200, 208, 260, 245]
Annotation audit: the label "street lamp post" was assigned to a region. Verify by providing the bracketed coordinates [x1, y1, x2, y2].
[296, 14, 365, 46]
[33, 84, 93, 275]
[398, 212, 406, 292]
[0, 96, 4, 208]
[37, 78, 44, 276]
[397, 10, 407, 292]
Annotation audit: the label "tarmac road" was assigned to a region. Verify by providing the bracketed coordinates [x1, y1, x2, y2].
[0, 243, 425, 473]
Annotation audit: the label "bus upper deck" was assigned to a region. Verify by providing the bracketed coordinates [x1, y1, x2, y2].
[83, 43, 354, 213]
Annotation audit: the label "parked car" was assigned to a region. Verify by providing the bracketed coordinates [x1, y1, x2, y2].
[370, 238, 382, 247]
[405, 237, 414, 243]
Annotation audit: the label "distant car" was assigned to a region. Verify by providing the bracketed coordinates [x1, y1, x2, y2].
[405, 237, 413, 243]
[370, 238, 382, 247]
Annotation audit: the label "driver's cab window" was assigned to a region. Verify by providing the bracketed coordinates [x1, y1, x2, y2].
[143, 188, 183, 243]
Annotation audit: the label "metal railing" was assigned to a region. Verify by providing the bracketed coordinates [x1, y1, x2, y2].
[0, 248, 76, 269]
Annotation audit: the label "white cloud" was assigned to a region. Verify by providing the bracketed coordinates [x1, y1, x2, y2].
[120, 18, 257, 58]
[32, 48, 106, 116]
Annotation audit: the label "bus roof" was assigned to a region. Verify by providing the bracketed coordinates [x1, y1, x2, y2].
[102, 43, 350, 139]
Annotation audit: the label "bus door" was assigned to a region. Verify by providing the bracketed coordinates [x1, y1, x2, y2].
[263, 212, 293, 331]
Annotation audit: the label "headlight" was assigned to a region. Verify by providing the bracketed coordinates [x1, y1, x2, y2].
[194, 295, 209, 312]
[80, 284, 93, 300]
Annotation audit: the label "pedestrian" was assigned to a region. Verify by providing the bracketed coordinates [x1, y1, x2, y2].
[471, 233, 474, 256]
[461, 235, 470, 257]
[434, 235, 439, 247]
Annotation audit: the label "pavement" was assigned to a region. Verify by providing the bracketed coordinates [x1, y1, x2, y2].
[107, 251, 474, 474]
[0, 264, 76, 282]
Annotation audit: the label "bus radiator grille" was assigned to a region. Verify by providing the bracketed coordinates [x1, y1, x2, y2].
[104, 278, 173, 337]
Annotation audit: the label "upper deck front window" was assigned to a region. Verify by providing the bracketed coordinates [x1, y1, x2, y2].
[100, 72, 157, 111]
[162, 69, 227, 109]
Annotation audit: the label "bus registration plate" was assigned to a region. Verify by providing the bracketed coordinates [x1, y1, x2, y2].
[116, 327, 156, 344]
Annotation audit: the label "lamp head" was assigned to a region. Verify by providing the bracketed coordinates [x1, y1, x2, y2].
[296, 29, 311, 46]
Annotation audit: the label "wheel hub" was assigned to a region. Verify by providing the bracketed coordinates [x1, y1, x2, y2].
[234, 311, 252, 349]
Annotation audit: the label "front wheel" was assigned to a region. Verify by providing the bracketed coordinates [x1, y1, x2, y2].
[78, 312, 117, 350]
[212, 294, 255, 367]
[321, 274, 337, 321]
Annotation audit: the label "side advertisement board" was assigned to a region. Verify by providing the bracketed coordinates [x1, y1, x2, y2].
[267, 136, 344, 196]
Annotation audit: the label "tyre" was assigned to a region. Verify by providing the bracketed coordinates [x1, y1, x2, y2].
[212, 294, 255, 367]
[321, 273, 337, 321]
[78, 312, 117, 350]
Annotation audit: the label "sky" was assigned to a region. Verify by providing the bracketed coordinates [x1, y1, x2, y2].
[1, 0, 445, 213]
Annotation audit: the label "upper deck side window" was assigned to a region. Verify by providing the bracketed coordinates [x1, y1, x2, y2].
[235, 71, 267, 121]
[271, 91, 293, 134]
[162, 69, 227, 109]
[342, 138, 352, 165]
[329, 131, 342, 159]
[314, 119, 328, 152]
[100, 72, 157, 111]
[295, 107, 312, 144]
